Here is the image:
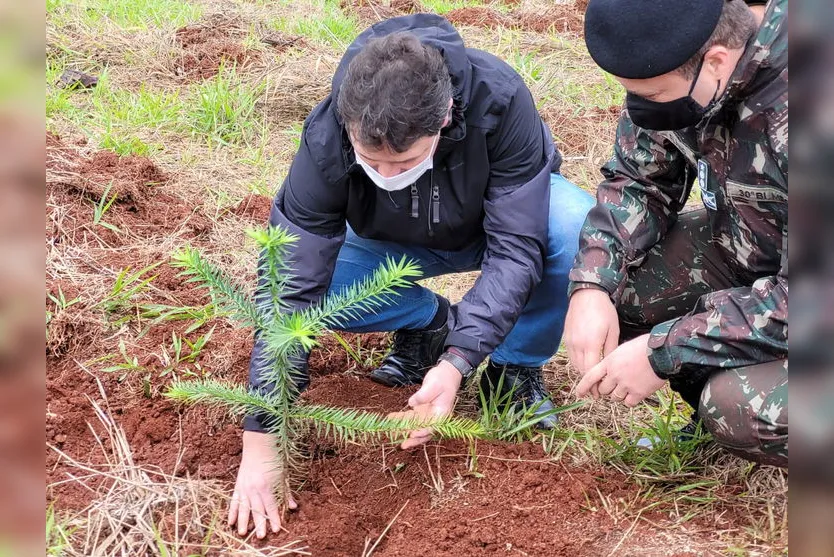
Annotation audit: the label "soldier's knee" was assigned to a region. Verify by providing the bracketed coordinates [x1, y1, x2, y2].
[699, 364, 788, 467]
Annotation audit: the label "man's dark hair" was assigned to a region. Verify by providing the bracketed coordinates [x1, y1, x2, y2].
[337, 32, 453, 153]
[677, 0, 758, 78]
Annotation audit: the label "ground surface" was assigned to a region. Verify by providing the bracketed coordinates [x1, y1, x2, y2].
[46, 1, 787, 555]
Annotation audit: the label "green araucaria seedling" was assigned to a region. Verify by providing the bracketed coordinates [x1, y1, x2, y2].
[164, 226, 495, 506]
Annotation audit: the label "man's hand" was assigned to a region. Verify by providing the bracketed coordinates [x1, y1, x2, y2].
[564, 288, 620, 376]
[229, 431, 298, 538]
[575, 334, 666, 407]
[388, 360, 461, 449]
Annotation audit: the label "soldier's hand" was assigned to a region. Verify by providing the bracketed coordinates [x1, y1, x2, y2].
[564, 288, 620, 383]
[575, 334, 665, 407]
[229, 431, 297, 538]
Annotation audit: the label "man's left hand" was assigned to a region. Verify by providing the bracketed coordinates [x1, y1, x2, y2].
[575, 334, 666, 407]
[387, 360, 461, 449]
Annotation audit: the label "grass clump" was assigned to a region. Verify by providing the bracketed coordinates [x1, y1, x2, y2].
[187, 66, 266, 146]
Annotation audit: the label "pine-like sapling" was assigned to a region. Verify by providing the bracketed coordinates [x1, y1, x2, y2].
[165, 226, 491, 507]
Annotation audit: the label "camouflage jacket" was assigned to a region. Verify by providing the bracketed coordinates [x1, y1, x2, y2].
[569, 0, 788, 379]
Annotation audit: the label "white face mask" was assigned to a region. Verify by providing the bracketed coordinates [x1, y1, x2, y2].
[355, 134, 439, 192]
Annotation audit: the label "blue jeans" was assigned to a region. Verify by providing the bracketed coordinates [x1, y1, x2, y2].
[327, 173, 594, 367]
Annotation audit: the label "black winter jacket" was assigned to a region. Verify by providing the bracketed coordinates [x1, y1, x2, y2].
[245, 14, 561, 431]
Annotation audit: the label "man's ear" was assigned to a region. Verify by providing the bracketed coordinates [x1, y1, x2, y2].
[704, 45, 731, 78]
[442, 98, 454, 127]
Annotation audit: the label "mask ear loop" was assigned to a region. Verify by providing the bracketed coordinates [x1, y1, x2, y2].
[688, 52, 723, 109]
[687, 54, 707, 97]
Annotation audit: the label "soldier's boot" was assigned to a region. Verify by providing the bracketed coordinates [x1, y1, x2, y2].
[369, 324, 448, 387]
[480, 361, 559, 430]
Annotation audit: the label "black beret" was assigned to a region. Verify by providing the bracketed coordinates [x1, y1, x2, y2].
[584, 0, 725, 79]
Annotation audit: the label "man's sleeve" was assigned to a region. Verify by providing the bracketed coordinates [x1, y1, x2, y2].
[568, 114, 693, 304]
[244, 119, 347, 432]
[445, 81, 553, 366]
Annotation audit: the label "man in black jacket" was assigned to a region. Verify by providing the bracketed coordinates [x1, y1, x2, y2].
[230, 14, 594, 537]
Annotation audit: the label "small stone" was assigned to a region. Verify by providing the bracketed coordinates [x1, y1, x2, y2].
[57, 69, 99, 89]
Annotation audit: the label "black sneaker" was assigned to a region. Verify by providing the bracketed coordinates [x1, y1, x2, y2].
[369, 323, 448, 387]
[480, 361, 559, 430]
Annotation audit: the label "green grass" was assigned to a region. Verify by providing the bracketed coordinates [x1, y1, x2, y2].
[510, 52, 546, 83]
[91, 181, 121, 231]
[476, 370, 585, 442]
[47, 287, 82, 313]
[420, 0, 495, 14]
[137, 302, 221, 337]
[270, 4, 359, 51]
[47, 64, 184, 154]
[547, 74, 625, 112]
[96, 264, 161, 319]
[187, 67, 266, 146]
[608, 390, 711, 476]
[541, 388, 732, 525]
[47, 58, 266, 150]
[47, 0, 202, 30]
[46, 505, 75, 556]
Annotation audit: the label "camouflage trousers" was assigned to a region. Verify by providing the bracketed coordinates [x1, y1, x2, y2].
[617, 209, 788, 467]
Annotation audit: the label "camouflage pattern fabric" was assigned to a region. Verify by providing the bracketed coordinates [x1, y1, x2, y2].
[609, 209, 787, 466]
[699, 359, 788, 467]
[569, 0, 788, 379]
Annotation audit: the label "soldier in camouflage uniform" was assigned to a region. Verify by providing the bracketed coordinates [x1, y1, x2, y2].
[567, 0, 787, 467]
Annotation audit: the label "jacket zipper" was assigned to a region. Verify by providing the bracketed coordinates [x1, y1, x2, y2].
[410, 184, 419, 218]
[428, 173, 439, 237]
[407, 174, 439, 237]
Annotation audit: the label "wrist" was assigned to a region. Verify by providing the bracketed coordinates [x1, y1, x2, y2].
[438, 350, 474, 383]
[243, 430, 276, 451]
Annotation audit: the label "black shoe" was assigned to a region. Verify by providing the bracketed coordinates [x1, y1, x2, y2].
[480, 361, 559, 430]
[369, 324, 448, 387]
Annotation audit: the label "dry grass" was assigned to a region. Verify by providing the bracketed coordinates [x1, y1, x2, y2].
[47, 377, 308, 556]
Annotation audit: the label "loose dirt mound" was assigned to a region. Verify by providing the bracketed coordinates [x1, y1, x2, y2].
[446, 7, 510, 29]
[47, 133, 167, 206]
[77, 150, 168, 205]
[232, 192, 273, 223]
[441, 2, 586, 36]
[341, 0, 423, 23]
[46, 133, 211, 247]
[174, 19, 256, 80]
[514, 5, 584, 35]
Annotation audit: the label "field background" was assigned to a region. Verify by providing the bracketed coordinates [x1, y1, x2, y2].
[45, 1, 787, 555]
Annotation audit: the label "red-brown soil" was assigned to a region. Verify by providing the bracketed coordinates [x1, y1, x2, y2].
[232, 192, 273, 223]
[445, 7, 510, 29]
[514, 5, 585, 35]
[45, 134, 726, 555]
[341, 0, 423, 23]
[442, 1, 586, 36]
[174, 18, 257, 80]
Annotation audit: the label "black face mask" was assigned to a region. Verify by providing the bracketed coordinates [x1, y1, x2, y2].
[625, 56, 722, 131]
